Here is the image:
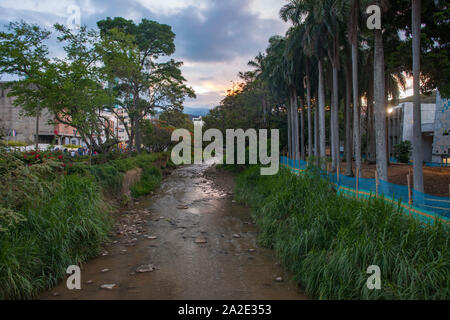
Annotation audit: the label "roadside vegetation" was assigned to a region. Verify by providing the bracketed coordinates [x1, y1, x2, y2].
[235, 165, 449, 300]
[0, 149, 167, 299]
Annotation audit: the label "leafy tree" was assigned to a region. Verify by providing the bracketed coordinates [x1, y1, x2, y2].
[97, 17, 195, 153]
[141, 119, 175, 153]
[0, 21, 51, 150]
[43, 24, 118, 154]
[159, 109, 194, 133]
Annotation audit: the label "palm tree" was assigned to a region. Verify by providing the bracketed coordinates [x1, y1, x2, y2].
[263, 36, 294, 156]
[326, 1, 347, 172]
[412, 0, 424, 192]
[248, 52, 269, 125]
[281, 3, 318, 160]
[281, 0, 329, 165]
[285, 25, 309, 161]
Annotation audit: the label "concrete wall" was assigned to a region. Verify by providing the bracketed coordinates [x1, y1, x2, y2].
[0, 85, 54, 143]
[422, 135, 433, 162]
[432, 92, 450, 163]
[401, 102, 436, 142]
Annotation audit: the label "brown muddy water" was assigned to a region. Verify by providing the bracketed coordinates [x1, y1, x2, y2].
[40, 160, 308, 300]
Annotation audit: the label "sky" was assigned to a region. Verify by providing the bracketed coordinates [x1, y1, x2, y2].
[0, 0, 290, 110]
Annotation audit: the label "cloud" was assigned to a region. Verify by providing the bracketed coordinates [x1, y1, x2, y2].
[0, 0, 289, 109]
[159, 0, 286, 63]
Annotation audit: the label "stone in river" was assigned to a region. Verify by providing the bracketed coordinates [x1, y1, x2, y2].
[136, 264, 156, 273]
[194, 237, 207, 244]
[100, 284, 116, 290]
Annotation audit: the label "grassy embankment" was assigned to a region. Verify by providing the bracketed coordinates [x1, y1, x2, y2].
[0, 151, 167, 299]
[235, 165, 449, 299]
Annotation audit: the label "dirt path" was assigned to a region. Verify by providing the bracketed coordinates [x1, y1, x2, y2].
[40, 160, 307, 300]
[338, 161, 450, 197]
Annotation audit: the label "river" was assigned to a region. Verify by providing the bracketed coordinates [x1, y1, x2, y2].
[40, 160, 307, 300]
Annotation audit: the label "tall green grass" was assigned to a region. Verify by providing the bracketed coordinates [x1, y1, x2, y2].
[0, 152, 167, 299]
[131, 166, 162, 198]
[235, 166, 450, 300]
[0, 175, 111, 299]
[67, 153, 166, 193]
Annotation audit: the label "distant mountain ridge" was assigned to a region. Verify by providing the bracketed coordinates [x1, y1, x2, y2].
[183, 107, 210, 117]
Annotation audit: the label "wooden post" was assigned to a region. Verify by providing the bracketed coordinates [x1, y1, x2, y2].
[375, 170, 379, 197]
[356, 169, 359, 199]
[407, 173, 412, 205]
[337, 162, 340, 185]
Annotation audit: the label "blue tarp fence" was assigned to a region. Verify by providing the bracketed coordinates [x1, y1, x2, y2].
[280, 156, 450, 224]
[339, 153, 449, 167]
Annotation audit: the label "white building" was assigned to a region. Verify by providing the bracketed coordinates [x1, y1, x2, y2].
[388, 92, 450, 164]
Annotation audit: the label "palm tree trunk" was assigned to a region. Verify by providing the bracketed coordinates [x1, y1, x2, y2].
[368, 87, 376, 162]
[332, 64, 340, 172]
[412, 0, 424, 192]
[299, 97, 305, 160]
[345, 61, 353, 176]
[374, 29, 388, 181]
[314, 103, 319, 164]
[331, 89, 336, 171]
[352, 43, 361, 176]
[318, 59, 326, 163]
[291, 87, 300, 161]
[306, 69, 313, 159]
[287, 102, 292, 157]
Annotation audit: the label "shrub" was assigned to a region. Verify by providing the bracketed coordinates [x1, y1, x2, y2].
[393, 140, 412, 163]
[63, 144, 82, 149]
[0, 140, 28, 147]
[131, 166, 162, 198]
[235, 166, 450, 300]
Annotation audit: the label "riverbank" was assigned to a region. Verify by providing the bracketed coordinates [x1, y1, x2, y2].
[0, 152, 168, 299]
[234, 165, 449, 300]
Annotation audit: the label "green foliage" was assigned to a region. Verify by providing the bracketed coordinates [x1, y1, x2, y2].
[393, 140, 412, 163]
[68, 163, 123, 193]
[131, 166, 162, 198]
[0, 151, 61, 214]
[159, 109, 194, 132]
[96, 17, 195, 150]
[141, 119, 176, 152]
[0, 175, 111, 299]
[0, 140, 28, 147]
[46, 24, 118, 154]
[63, 144, 82, 149]
[68, 153, 165, 192]
[235, 166, 449, 300]
[0, 21, 50, 119]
